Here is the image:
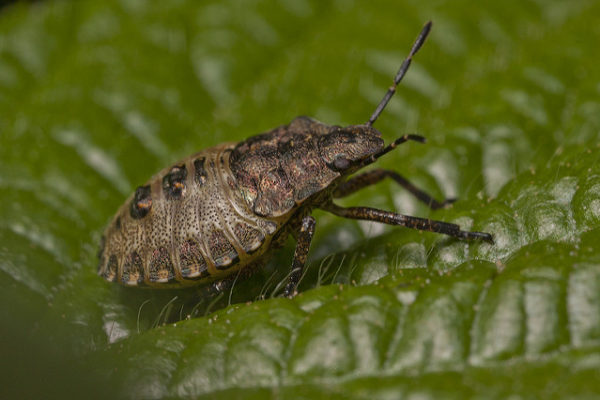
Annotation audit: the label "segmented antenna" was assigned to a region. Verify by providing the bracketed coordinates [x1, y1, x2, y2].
[366, 21, 432, 127]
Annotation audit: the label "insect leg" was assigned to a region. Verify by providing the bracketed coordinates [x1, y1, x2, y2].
[334, 169, 455, 210]
[323, 202, 493, 243]
[283, 215, 316, 298]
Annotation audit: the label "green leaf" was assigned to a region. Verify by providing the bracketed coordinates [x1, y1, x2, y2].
[2, 0, 600, 398]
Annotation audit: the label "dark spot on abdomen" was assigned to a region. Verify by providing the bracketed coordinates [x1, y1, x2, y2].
[194, 157, 207, 186]
[162, 164, 187, 199]
[130, 185, 152, 219]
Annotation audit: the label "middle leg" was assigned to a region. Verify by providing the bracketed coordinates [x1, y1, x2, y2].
[283, 215, 316, 298]
[334, 168, 455, 210]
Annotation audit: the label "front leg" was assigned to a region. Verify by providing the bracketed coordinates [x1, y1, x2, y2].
[283, 215, 316, 298]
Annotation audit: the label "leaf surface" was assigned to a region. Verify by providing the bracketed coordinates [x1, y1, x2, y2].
[1, 0, 600, 398]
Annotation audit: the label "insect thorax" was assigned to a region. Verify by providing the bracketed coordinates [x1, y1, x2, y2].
[229, 116, 384, 217]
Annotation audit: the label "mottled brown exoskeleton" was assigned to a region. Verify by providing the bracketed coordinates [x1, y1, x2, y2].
[98, 22, 493, 297]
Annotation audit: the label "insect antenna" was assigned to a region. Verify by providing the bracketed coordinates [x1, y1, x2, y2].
[366, 21, 432, 127]
[358, 133, 426, 168]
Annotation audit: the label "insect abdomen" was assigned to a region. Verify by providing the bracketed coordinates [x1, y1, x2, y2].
[98, 143, 277, 288]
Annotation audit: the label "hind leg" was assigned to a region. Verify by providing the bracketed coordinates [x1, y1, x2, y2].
[323, 202, 493, 243]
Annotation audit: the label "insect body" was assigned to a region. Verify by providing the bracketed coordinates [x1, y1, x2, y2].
[98, 21, 493, 297]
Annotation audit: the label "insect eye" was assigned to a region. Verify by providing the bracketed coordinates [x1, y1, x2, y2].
[163, 164, 187, 199]
[130, 185, 152, 219]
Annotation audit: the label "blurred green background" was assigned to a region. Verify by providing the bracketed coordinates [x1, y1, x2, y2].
[1, 0, 600, 398]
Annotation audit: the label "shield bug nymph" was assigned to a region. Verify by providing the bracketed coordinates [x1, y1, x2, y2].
[98, 21, 493, 297]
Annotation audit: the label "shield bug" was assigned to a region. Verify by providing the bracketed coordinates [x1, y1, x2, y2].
[98, 21, 493, 297]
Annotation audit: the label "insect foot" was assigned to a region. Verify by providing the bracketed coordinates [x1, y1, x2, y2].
[98, 21, 492, 299]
